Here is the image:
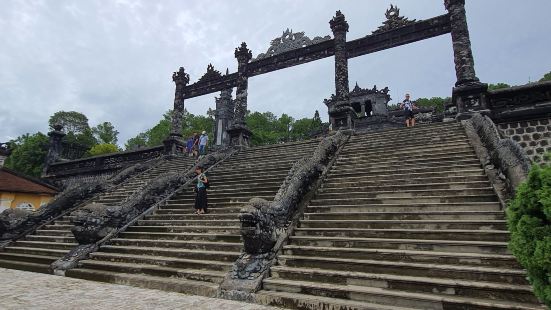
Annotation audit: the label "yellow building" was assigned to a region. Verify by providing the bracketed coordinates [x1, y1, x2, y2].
[0, 167, 59, 212]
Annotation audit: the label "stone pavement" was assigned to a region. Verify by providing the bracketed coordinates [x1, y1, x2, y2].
[0, 268, 280, 310]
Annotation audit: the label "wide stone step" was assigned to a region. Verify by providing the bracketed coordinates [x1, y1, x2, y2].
[155, 206, 241, 214]
[336, 150, 476, 165]
[0, 258, 52, 274]
[40, 224, 73, 230]
[126, 225, 240, 234]
[277, 255, 528, 284]
[256, 290, 415, 310]
[13, 240, 78, 250]
[210, 166, 293, 177]
[309, 194, 499, 206]
[118, 231, 241, 243]
[332, 158, 481, 171]
[348, 133, 468, 147]
[289, 235, 509, 255]
[207, 173, 289, 183]
[24, 235, 76, 243]
[346, 144, 473, 159]
[33, 229, 73, 237]
[147, 214, 238, 220]
[262, 279, 543, 310]
[137, 219, 239, 227]
[88, 252, 232, 272]
[168, 195, 274, 204]
[66, 268, 219, 298]
[269, 266, 540, 304]
[322, 175, 490, 187]
[100, 245, 240, 262]
[346, 138, 471, 154]
[110, 238, 241, 252]
[314, 188, 495, 200]
[299, 219, 507, 230]
[282, 245, 516, 267]
[321, 181, 492, 192]
[303, 211, 505, 221]
[306, 202, 501, 213]
[0, 252, 58, 265]
[351, 128, 464, 145]
[77, 260, 226, 284]
[212, 162, 297, 173]
[3, 246, 68, 257]
[322, 170, 486, 183]
[327, 165, 484, 178]
[293, 228, 509, 242]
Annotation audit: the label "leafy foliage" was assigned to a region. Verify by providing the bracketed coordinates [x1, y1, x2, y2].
[507, 164, 551, 306]
[92, 122, 119, 144]
[87, 143, 120, 157]
[415, 97, 450, 113]
[4, 133, 49, 177]
[48, 111, 90, 134]
[540, 71, 551, 82]
[488, 83, 511, 91]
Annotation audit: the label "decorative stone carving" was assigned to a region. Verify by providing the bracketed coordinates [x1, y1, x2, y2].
[253, 29, 331, 61]
[197, 64, 222, 84]
[372, 5, 416, 34]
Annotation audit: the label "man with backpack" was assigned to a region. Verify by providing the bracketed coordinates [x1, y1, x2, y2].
[400, 93, 418, 127]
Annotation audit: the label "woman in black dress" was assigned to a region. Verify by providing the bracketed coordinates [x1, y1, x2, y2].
[194, 166, 208, 214]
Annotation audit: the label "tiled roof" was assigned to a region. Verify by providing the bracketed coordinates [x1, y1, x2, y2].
[0, 168, 59, 195]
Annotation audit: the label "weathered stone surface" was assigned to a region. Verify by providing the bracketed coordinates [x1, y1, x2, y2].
[253, 29, 331, 61]
[372, 4, 416, 34]
[498, 117, 551, 164]
[70, 150, 231, 246]
[468, 113, 530, 194]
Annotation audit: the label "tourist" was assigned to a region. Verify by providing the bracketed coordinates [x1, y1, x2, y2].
[194, 166, 208, 214]
[400, 93, 418, 127]
[199, 131, 208, 156]
[192, 132, 200, 158]
[186, 135, 194, 157]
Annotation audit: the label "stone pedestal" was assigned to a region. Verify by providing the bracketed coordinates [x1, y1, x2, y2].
[453, 82, 489, 120]
[227, 125, 252, 148]
[162, 136, 186, 155]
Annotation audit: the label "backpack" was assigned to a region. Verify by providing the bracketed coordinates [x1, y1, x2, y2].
[202, 173, 210, 188]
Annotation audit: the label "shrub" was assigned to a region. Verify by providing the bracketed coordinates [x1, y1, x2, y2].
[87, 143, 119, 157]
[507, 164, 551, 306]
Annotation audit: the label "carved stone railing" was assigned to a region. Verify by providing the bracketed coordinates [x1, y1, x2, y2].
[44, 146, 164, 179]
[219, 131, 350, 301]
[488, 81, 551, 122]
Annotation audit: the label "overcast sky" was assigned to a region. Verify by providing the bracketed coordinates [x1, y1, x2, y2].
[1, 0, 550, 146]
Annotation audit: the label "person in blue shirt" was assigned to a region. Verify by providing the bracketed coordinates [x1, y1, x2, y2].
[186, 136, 194, 157]
[199, 131, 209, 156]
[194, 166, 208, 214]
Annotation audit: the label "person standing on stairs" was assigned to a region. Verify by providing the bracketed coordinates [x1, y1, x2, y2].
[194, 166, 209, 214]
[199, 131, 209, 157]
[400, 93, 418, 127]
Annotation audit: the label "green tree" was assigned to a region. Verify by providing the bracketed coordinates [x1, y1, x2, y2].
[4, 133, 49, 177]
[488, 83, 511, 91]
[415, 97, 449, 113]
[48, 111, 90, 134]
[540, 71, 551, 82]
[125, 133, 148, 150]
[507, 164, 551, 306]
[87, 143, 120, 157]
[92, 122, 119, 145]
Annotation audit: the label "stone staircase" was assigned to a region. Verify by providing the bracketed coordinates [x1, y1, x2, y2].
[257, 123, 545, 310]
[65, 139, 321, 296]
[0, 156, 195, 274]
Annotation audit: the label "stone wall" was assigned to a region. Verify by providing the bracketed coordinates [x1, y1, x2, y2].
[497, 118, 551, 164]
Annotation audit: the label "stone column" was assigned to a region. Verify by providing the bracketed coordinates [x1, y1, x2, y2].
[42, 124, 66, 176]
[214, 88, 234, 146]
[327, 11, 354, 129]
[227, 42, 253, 147]
[445, 0, 488, 119]
[330, 10, 350, 101]
[164, 67, 189, 154]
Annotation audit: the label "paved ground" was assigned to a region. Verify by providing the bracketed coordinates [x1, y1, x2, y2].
[0, 268, 280, 310]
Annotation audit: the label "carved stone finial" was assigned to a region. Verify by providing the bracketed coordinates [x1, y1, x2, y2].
[198, 63, 223, 83]
[225, 68, 229, 75]
[253, 29, 331, 60]
[330, 10, 349, 33]
[172, 67, 190, 86]
[444, 0, 465, 10]
[235, 42, 252, 63]
[372, 4, 416, 34]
